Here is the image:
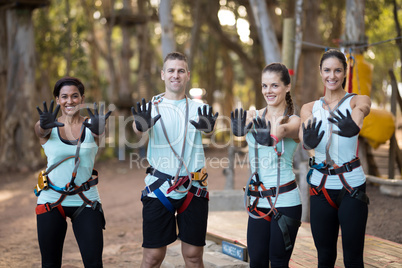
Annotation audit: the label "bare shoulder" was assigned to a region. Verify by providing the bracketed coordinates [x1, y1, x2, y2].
[300, 101, 315, 119]
[351, 94, 371, 107]
[351, 94, 371, 116]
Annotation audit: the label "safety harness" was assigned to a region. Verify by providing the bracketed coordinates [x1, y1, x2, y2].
[307, 93, 369, 209]
[243, 109, 301, 251]
[34, 120, 104, 226]
[141, 94, 209, 214]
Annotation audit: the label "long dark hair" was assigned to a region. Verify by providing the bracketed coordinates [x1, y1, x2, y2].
[319, 49, 347, 89]
[262, 63, 294, 124]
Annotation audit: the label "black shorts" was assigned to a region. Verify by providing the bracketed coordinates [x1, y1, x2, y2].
[141, 195, 208, 248]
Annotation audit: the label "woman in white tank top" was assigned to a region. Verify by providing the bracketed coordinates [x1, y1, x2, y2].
[299, 49, 371, 267]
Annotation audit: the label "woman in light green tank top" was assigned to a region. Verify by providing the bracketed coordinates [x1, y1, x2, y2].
[231, 63, 302, 267]
[34, 77, 111, 267]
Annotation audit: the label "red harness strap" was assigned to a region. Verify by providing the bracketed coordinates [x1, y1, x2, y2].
[36, 195, 66, 219]
[248, 206, 272, 222]
[177, 186, 209, 214]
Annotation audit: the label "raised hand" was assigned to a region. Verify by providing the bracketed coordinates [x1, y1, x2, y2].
[251, 116, 275, 146]
[83, 103, 112, 135]
[131, 98, 161, 132]
[190, 105, 219, 133]
[36, 100, 64, 129]
[230, 108, 252, 137]
[328, 109, 360, 137]
[302, 117, 325, 150]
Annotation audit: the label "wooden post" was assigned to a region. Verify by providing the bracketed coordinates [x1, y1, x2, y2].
[389, 69, 398, 179]
[282, 18, 295, 94]
[225, 146, 235, 190]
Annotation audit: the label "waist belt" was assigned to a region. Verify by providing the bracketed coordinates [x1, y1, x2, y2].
[142, 166, 209, 214]
[142, 166, 208, 197]
[48, 169, 99, 195]
[248, 180, 297, 198]
[308, 157, 369, 209]
[310, 158, 361, 176]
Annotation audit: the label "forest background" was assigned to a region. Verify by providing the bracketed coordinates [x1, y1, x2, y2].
[0, 0, 401, 171]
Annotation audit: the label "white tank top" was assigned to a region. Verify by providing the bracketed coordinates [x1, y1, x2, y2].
[310, 94, 366, 189]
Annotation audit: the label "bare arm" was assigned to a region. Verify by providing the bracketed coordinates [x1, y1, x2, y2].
[35, 120, 51, 145]
[350, 95, 371, 128]
[298, 102, 315, 146]
[273, 115, 301, 142]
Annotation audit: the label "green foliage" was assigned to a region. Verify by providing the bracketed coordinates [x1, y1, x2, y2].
[29, 0, 402, 139]
[365, 0, 401, 104]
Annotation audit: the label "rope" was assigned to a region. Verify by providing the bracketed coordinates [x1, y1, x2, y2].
[293, 35, 402, 51]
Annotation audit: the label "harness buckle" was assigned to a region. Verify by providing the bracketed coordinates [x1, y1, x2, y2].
[91, 200, 101, 210]
[350, 188, 359, 198]
[273, 211, 282, 220]
[270, 187, 277, 197]
[146, 166, 154, 175]
[195, 187, 202, 197]
[308, 157, 315, 167]
[82, 182, 90, 191]
[66, 183, 76, 192]
[344, 162, 352, 172]
[44, 202, 51, 212]
[258, 191, 264, 198]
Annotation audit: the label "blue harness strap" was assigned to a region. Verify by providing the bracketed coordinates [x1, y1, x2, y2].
[153, 188, 175, 214]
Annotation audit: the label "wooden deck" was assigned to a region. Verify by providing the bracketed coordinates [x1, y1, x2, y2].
[207, 211, 402, 267]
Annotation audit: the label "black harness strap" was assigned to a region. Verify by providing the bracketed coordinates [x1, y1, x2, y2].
[36, 121, 104, 227]
[274, 212, 302, 251]
[244, 108, 300, 251]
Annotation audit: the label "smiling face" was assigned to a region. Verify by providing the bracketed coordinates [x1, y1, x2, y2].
[320, 56, 347, 92]
[56, 85, 85, 116]
[261, 71, 290, 107]
[161, 59, 190, 98]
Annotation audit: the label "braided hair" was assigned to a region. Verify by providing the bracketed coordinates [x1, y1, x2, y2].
[262, 63, 294, 124]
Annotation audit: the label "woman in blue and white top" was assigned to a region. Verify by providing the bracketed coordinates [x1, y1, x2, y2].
[35, 77, 111, 267]
[231, 63, 302, 268]
[300, 49, 371, 268]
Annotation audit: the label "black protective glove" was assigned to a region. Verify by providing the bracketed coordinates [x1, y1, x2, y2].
[131, 98, 161, 132]
[190, 105, 219, 133]
[302, 117, 325, 150]
[83, 103, 112, 135]
[230, 108, 253, 137]
[251, 116, 275, 146]
[36, 100, 64, 129]
[328, 109, 360, 137]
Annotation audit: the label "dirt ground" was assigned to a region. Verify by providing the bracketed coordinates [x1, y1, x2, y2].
[0, 148, 401, 268]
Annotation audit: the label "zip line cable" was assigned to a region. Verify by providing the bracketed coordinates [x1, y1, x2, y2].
[294, 36, 402, 51]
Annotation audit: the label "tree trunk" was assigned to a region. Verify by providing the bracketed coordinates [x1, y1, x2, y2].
[298, 0, 322, 107]
[64, 0, 73, 76]
[293, 0, 303, 94]
[103, 0, 120, 104]
[0, 9, 7, 141]
[80, 0, 102, 101]
[345, 0, 365, 52]
[249, 0, 281, 64]
[187, 0, 202, 72]
[118, 0, 134, 108]
[159, 0, 176, 59]
[136, 0, 154, 102]
[0, 8, 42, 172]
